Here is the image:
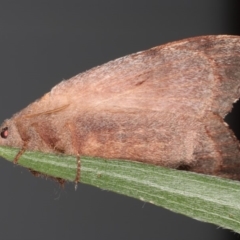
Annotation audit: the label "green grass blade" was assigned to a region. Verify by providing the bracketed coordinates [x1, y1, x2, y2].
[0, 146, 240, 233]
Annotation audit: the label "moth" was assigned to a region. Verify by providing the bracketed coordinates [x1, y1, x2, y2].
[0, 35, 240, 182]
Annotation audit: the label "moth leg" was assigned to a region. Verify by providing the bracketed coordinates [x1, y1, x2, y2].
[29, 122, 67, 186]
[13, 140, 28, 164]
[66, 122, 81, 189]
[75, 154, 81, 190]
[29, 169, 66, 188]
[25, 121, 78, 187]
[13, 119, 31, 164]
[13, 119, 60, 161]
[30, 122, 63, 152]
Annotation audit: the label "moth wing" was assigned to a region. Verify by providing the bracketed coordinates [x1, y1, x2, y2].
[53, 35, 240, 120]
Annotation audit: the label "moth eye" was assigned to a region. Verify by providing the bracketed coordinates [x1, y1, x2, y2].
[1, 127, 8, 139]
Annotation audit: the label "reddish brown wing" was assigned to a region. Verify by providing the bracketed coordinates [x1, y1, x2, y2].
[1, 35, 240, 180]
[54, 35, 240, 180]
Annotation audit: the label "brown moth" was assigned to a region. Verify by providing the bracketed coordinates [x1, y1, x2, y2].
[0, 35, 240, 182]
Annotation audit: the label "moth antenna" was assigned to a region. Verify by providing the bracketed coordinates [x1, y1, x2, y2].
[25, 103, 70, 118]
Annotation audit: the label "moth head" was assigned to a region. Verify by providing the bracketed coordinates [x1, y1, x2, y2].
[0, 127, 8, 139]
[0, 119, 22, 148]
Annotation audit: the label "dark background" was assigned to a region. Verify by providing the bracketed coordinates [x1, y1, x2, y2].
[0, 1, 239, 240]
